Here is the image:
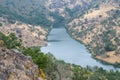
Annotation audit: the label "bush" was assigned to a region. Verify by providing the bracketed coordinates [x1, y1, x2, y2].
[0, 32, 22, 49]
[73, 65, 120, 80]
[22, 47, 52, 69]
[0, 40, 4, 46]
[39, 69, 46, 79]
[105, 42, 116, 51]
[0, 23, 2, 26]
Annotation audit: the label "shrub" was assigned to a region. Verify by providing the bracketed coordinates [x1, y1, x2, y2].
[0, 32, 22, 49]
[0, 23, 2, 26]
[22, 47, 52, 69]
[39, 69, 46, 79]
[0, 40, 4, 46]
[105, 42, 116, 51]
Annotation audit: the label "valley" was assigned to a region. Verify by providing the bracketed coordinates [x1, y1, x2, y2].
[41, 27, 120, 70]
[47, 0, 120, 66]
[0, 0, 120, 80]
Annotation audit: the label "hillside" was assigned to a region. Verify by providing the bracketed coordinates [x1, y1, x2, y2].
[0, 17, 48, 47]
[66, 0, 120, 65]
[46, 0, 93, 28]
[0, 0, 52, 27]
[1, 32, 120, 80]
[47, 0, 120, 65]
[47, 0, 92, 17]
[0, 0, 120, 80]
[0, 47, 43, 80]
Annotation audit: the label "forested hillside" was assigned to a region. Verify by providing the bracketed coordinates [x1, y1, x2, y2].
[0, 0, 52, 47]
[0, 0, 52, 27]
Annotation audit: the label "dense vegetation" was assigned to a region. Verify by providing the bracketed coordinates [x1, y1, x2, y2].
[0, 32, 61, 79]
[0, 32, 22, 49]
[0, 4, 52, 27]
[0, 23, 2, 26]
[49, 12, 65, 28]
[73, 65, 120, 80]
[0, 32, 51, 68]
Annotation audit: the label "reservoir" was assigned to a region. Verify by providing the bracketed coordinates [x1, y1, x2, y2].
[41, 28, 119, 70]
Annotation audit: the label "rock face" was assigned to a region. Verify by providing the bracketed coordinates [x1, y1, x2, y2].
[0, 47, 41, 80]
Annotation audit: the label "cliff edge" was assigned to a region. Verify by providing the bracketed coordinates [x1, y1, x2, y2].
[0, 47, 42, 80]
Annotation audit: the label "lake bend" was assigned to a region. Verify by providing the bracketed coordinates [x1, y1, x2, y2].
[41, 28, 120, 70]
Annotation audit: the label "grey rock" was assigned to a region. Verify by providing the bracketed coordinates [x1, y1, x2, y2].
[0, 47, 42, 80]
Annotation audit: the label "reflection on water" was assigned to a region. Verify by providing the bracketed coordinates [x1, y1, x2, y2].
[47, 40, 62, 42]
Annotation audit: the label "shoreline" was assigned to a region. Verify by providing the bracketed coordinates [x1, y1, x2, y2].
[0, 17, 50, 47]
[64, 26, 120, 68]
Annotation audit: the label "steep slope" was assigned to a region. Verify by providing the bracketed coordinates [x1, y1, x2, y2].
[67, 0, 120, 65]
[0, 17, 48, 47]
[47, 0, 120, 65]
[46, 0, 94, 28]
[0, 0, 52, 27]
[0, 0, 53, 47]
[1, 1, 120, 80]
[47, 0, 92, 18]
[0, 47, 42, 80]
[1, 31, 120, 80]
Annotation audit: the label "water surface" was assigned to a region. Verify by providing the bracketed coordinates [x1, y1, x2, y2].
[41, 28, 119, 70]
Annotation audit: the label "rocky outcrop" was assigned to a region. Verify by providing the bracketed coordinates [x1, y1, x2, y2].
[0, 47, 42, 80]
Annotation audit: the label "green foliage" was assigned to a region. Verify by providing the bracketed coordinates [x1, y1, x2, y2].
[73, 66, 120, 80]
[49, 12, 65, 28]
[0, 5, 52, 27]
[0, 5, 21, 21]
[22, 47, 52, 69]
[0, 40, 4, 46]
[65, 8, 75, 17]
[92, 46, 105, 55]
[0, 32, 22, 49]
[0, 32, 120, 80]
[105, 41, 116, 51]
[73, 65, 92, 80]
[0, 23, 2, 26]
[114, 37, 120, 45]
[113, 10, 120, 18]
[0, 32, 55, 77]
[100, 30, 116, 52]
[94, 4, 99, 9]
[65, 7, 86, 23]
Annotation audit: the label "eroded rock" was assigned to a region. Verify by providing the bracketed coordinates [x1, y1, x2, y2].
[0, 47, 42, 80]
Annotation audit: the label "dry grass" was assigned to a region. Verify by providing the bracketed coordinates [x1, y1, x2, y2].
[84, 5, 116, 19]
[96, 51, 120, 64]
[0, 17, 48, 47]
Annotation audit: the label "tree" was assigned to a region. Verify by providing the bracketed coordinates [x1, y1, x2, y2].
[0, 32, 22, 49]
[105, 41, 116, 51]
[0, 23, 2, 26]
[22, 47, 52, 70]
